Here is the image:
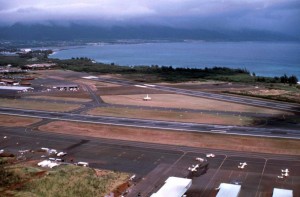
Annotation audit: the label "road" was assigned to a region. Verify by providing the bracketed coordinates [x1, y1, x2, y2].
[1, 107, 300, 139]
[86, 76, 300, 113]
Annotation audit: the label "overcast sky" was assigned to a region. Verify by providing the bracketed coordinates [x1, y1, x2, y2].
[0, 0, 299, 35]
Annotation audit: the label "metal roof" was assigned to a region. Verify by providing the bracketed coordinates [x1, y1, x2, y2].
[272, 188, 293, 197]
[151, 177, 192, 197]
[0, 86, 33, 91]
[216, 183, 241, 197]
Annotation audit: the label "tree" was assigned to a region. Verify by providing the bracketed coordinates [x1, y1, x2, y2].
[280, 74, 288, 83]
[288, 75, 298, 85]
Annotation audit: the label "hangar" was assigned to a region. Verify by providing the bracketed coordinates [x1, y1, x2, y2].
[272, 188, 293, 197]
[0, 86, 34, 92]
[150, 177, 192, 197]
[216, 183, 241, 197]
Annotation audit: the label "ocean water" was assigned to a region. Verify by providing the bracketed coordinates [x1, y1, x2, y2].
[51, 41, 300, 78]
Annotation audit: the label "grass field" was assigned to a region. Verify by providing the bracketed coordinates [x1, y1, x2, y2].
[88, 106, 255, 126]
[0, 98, 81, 112]
[0, 115, 41, 127]
[26, 95, 92, 103]
[39, 121, 300, 155]
[1, 162, 129, 197]
[101, 94, 288, 115]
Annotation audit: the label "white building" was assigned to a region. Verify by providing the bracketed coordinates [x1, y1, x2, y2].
[151, 177, 192, 197]
[272, 188, 293, 197]
[216, 183, 241, 197]
[0, 86, 34, 92]
[21, 48, 32, 53]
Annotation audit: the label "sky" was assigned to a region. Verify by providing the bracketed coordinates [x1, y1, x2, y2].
[0, 0, 299, 36]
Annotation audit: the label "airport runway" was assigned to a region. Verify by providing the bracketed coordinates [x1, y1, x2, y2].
[87, 76, 300, 113]
[1, 107, 300, 139]
[1, 126, 299, 197]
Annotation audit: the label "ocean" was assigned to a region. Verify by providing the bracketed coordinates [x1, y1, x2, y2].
[51, 41, 300, 78]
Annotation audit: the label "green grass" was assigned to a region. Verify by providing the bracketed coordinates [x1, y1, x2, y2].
[12, 165, 128, 197]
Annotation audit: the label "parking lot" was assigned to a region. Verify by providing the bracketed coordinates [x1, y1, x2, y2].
[1, 126, 299, 197]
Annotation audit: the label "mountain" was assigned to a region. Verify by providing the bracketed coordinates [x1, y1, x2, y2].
[0, 23, 298, 42]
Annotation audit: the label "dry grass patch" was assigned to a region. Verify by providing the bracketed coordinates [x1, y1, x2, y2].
[1, 162, 129, 197]
[88, 107, 254, 126]
[39, 121, 300, 155]
[101, 94, 287, 115]
[0, 98, 81, 112]
[25, 95, 92, 103]
[0, 115, 41, 127]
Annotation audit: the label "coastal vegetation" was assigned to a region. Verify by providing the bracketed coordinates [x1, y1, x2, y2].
[0, 53, 298, 84]
[53, 57, 298, 84]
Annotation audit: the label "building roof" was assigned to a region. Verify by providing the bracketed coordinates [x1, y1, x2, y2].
[82, 76, 98, 79]
[0, 86, 33, 91]
[216, 183, 241, 197]
[272, 188, 293, 197]
[150, 177, 192, 197]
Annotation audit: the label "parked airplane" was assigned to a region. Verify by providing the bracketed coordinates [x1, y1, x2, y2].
[238, 162, 247, 169]
[206, 153, 215, 158]
[282, 172, 289, 177]
[188, 164, 199, 172]
[195, 157, 205, 162]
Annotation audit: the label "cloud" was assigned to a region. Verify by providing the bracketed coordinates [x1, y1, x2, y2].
[0, 0, 299, 36]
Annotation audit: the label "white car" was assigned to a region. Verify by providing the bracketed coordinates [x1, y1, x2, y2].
[206, 153, 215, 158]
[77, 162, 89, 167]
[57, 152, 67, 157]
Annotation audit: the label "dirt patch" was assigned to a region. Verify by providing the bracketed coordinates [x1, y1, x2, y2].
[88, 107, 254, 126]
[39, 121, 300, 155]
[26, 95, 92, 102]
[101, 94, 287, 115]
[35, 69, 85, 80]
[98, 86, 168, 96]
[0, 98, 81, 112]
[0, 115, 41, 127]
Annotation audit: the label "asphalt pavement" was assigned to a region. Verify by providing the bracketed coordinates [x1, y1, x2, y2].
[1, 107, 300, 139]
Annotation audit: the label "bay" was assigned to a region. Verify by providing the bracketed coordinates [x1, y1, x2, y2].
[51, 41, 300, 78]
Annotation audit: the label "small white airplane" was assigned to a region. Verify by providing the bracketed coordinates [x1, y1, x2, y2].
[206, 153, 215, 158]
[281, 169, 289, 173]
[57, 152, 67, 157]
[195, 157, 205, 162]
[129, 174, 136, 181]
[188, 164, 199, 172]
[238, 162, 247, 169]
